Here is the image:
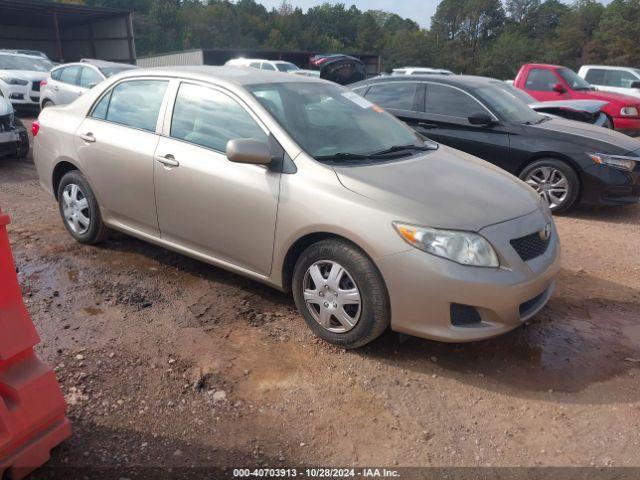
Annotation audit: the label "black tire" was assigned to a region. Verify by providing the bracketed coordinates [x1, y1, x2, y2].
[41, 99, 54, 109]
[292, 239, 390, 349]
[57, 170, 108, 244]
[519, 158, 580, 214]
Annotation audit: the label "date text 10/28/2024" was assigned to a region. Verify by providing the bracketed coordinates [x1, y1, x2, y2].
[233, 468, 401, 478]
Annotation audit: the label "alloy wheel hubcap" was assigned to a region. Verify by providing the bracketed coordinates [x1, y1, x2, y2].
[303, 260, 362, 333]
[62, 183, 91, 234]
[524, 167, 569, 209]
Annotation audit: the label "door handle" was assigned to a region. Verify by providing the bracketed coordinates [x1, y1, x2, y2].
[418, 122, 438, 129]
[79, 132, 95, 143]
[155, 154, 179, 167]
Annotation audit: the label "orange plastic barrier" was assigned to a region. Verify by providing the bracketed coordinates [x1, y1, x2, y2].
[0, 208, 71, 479]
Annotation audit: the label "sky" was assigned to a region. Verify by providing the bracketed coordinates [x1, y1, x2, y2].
[255, 0, 438, 28]
[254, 0, 611, 28]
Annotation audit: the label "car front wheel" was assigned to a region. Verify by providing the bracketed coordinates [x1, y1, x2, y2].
[292, 239, 390, 349]
[520, 159, 579, 213]
[57, 170, 108, 244]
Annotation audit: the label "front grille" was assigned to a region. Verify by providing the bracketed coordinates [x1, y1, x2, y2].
[450, 303, 482, 326]
[510, 231, 550, 262]
[32, 81, 41, 92]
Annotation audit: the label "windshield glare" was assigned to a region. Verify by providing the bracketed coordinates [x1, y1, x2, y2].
[276, 63, 299, 72]
[475, 83, 544, 124]
[557, 68, 592, 90]
[0, 54, 52, 72]
[248, 82, 422, 159]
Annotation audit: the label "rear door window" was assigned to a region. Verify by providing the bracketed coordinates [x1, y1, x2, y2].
[261, 62, 276, 71]
[104, 80, 169, 132]
[525, 69, 559, 91]
[584, 68, 606, 85]
[364, 82, 418, 111]
[170, 83, 267, 152]
[59, 66, 81, 86]
[425, 83, 486, 118]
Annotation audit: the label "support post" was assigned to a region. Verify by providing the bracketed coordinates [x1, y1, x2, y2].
[52, 8, 64, 63]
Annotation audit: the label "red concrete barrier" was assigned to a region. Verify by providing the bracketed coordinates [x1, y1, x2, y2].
[0, 208, 71, 479]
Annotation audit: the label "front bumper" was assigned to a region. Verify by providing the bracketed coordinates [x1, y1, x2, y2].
[377, 209, 561, 342]
[5, 84, 41, 107]
[579, 162, 640, 206]
[612, 116, 640, 137]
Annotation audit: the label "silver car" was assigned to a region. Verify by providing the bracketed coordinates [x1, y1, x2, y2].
[40, 60, 136, 109]
[33, 67, 560, 348]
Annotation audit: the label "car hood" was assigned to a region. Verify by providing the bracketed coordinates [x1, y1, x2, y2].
[529, 99, 607, 114]
[333, 145, 541, 232]
[0, 69, 48, 82]
[529, 117, 640, 154]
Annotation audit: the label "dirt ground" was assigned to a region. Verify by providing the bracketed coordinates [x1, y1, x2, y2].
[1, 118, 640, 478]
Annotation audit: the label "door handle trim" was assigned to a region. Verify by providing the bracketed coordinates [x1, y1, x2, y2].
[79, 132, 95, 143]
[155, 154, 179, 167]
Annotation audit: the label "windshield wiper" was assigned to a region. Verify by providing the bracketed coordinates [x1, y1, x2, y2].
[369, 144, 434, 157]
[315, 152, 369, 161]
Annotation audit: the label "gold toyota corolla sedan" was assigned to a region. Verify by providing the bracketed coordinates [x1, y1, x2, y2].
[33, 67, 561, 348]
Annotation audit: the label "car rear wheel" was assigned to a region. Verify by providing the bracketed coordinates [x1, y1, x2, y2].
[292, 239, 390, 349]
[57, 170, 108, 244]
[41, 100, 54, 109]
[520, 159, 579, 213]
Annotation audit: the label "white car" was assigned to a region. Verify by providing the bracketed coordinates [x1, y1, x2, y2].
[40, 59, 136, 109]
[225, 58, 300, 73]
[0, 52, 53, 109]
[578, 65, 640, 99]
[391, 67, 453, 76]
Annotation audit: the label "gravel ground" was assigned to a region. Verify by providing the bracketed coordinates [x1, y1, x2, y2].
[1, 119, 639, 478]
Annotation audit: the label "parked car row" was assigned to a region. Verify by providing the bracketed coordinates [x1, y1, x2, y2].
[351, 74, 640, 212]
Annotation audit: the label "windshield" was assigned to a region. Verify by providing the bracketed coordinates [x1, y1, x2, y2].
[0, 54, 52, 72]
[557, 68, 592, 90]
[248, 82, 423, 160]
[100, 66, 136, 78]
[276, 62, 299, 72]
[475, 83, 544, 124]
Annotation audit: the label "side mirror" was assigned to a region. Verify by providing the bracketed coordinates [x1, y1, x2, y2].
[552, 83, 566, 94]
[226, 138, 272, 165]
[630, 81, 640, 89]
[468, 112, 495, 126]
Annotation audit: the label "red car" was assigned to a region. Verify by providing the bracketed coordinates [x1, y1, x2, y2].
[514, 63, 640, 136]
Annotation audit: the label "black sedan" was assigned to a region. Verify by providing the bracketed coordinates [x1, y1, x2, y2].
[351, 75, 640, 212]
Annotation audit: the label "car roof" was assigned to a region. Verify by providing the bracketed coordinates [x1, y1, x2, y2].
[581, 65, 639, 71]
[352, 74, 506, 90]
[53, 59, 135, 70]
[116, 65, 324, 86]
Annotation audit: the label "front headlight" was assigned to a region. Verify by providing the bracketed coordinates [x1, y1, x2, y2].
[0, 76, 29, 86]
[620, 106, 639, 117]
[588, 152, 638, 172]
[393, 222, 499, 268]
